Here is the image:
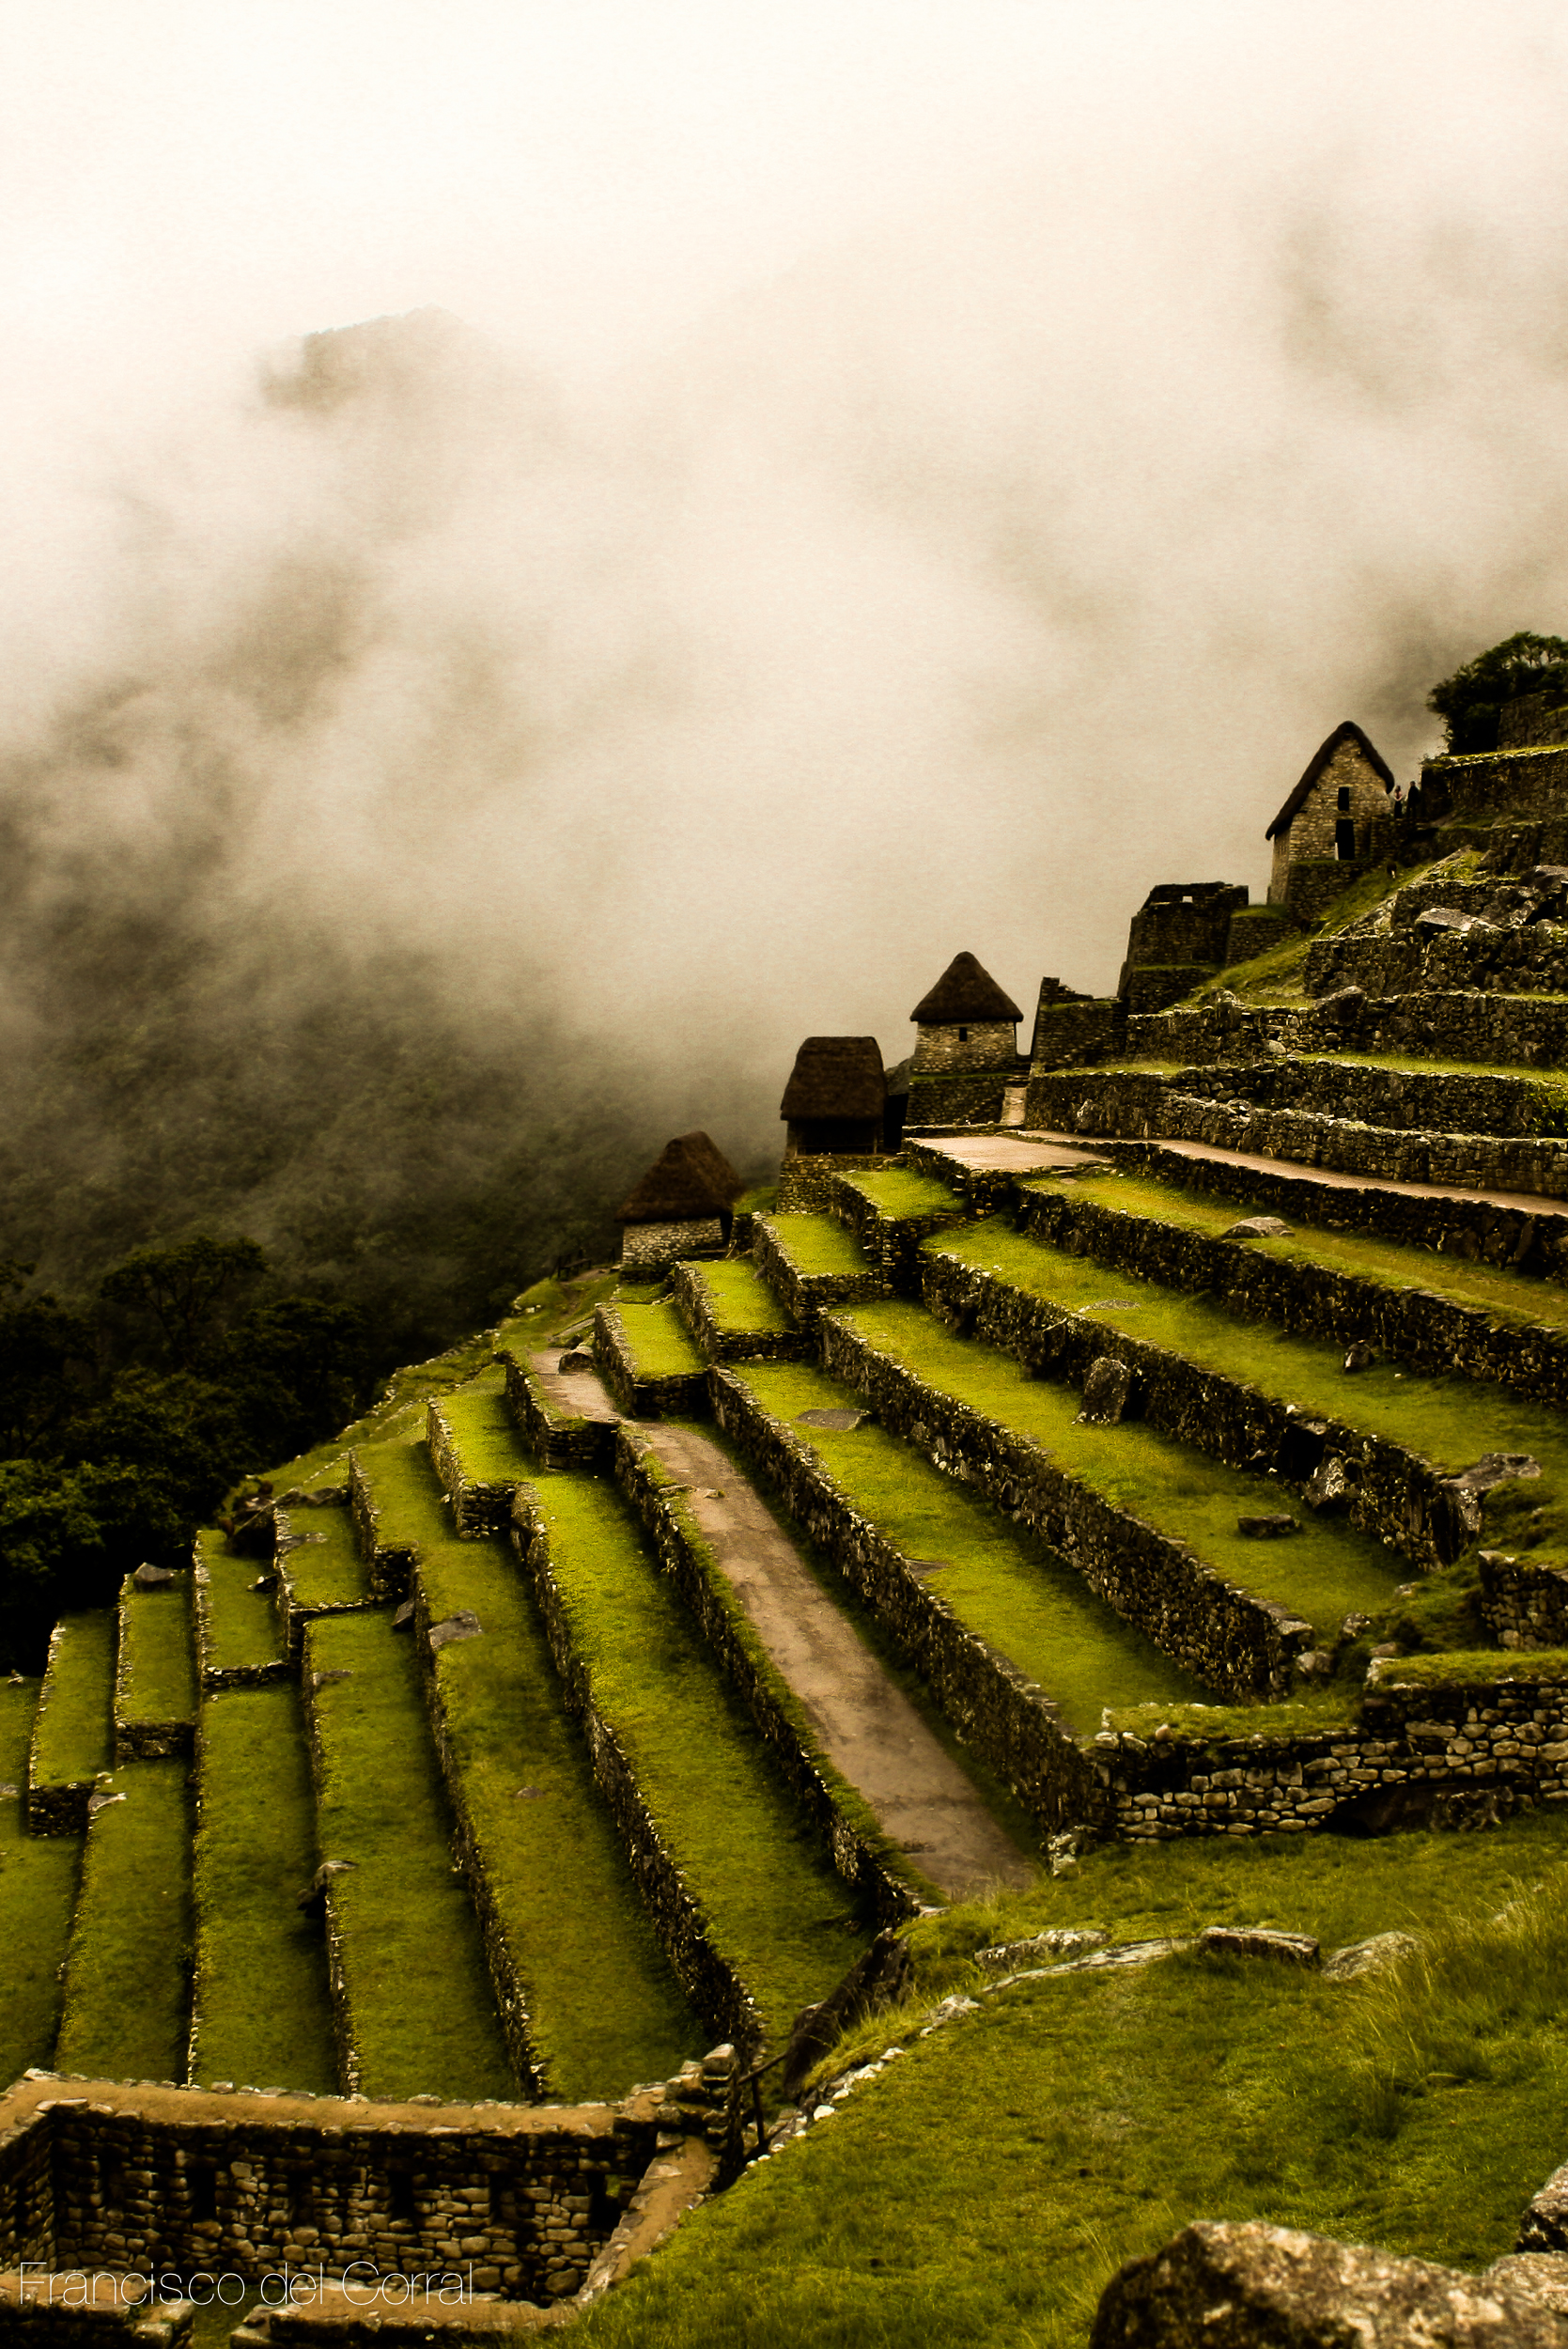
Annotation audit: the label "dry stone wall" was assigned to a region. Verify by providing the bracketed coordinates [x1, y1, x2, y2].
[113, 1578, 194, 1764]
[424, 1400, 512, 1537]
[707, 1366, 1094, 1839]
[497, 1349, 614, 1471]
[192, 1544, 288, 1695]
[26, 1622, 97, 1837]
[344, 1473, 414, 1609]
[776, 1155, 887, 1215]
[274, 1512, 379, 1666]
[824, 1174, 964, 1297]
[1481, 1552, 1568, 1651]
[752, 1217, 883, 1337]
[667, 1264, 806, 1364]
[590, 1307, 706, 1420]
[815, 1315, 1313, 1698]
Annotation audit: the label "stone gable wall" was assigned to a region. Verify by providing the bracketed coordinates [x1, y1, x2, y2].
[1267, 739, 1389, 899]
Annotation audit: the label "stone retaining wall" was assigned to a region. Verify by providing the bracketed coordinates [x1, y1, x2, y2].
[26, 1621, 98, 1838]
[1097, 1670, 1568, 1840]
[590, 1307, 706, 1420]
[752, 1216, 884, 1338]
[825, 1174, 965, 1297]
[776, 1155, 888, 1214]
[0, 2072, 737, 2307]
[497, 1349, 614, 1470]
[113, 1576, 195, 1764]
[424, 1400, 513, 1537]
[508, 1485, 768, 2061]
[296, 1663, 362, 2096]
[1180, 1056, 1563, 1139]
[1019, 1182, 1568, 1413]
[345, 1470, 414, 1607]
[275, 1513, 380, 1666]
[706, 1367, 1092, 1839]
[1481, 1552, 1568, 1651]
[904, 1071, 1012, 1128]
[1424, 741, 1568, 823]
[668, 1264, 807, 1364]
[192, 1541, 289, 1695]
[918, 1243, 1467, 1573]
[612, 1427, 918, 1927]
[1026, 1068, 1568, 1203]
[816, 1315, 1313, 1699]
[1102, 988, 1568, 1074]
[1304, 919, 1568, 1001]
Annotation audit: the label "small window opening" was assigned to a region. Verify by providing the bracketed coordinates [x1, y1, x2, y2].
[1337, 786, 1352, 811]
[190, 2165, 218, 2221]
[388, 2170, 416, 2223]
[957, 1026, 969, 1042]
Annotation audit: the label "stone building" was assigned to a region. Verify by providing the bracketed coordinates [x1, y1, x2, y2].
[615, 1130, 743, 1271]
[779, 1036, 886, 1156]
[1115, 884, 1250, 1013]
[904, 954, 1027, 1129]
[1265, 721, 1394, 911]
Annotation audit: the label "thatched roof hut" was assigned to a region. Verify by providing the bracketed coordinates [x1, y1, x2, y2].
[616, 1130, 743, 1226]
[780, 1036, 886, 1123]
[909, 953, 1023, 1026]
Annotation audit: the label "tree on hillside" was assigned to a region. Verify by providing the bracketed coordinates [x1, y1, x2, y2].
[1428, 630, 1568, 754]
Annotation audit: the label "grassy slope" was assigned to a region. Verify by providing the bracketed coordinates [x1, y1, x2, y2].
[305, 1609, 514, 2100]
[1023, 1167, 1568, 1338]
[31, 1610, 116, 1787]
[0, 1682, 81, 2086]
[687, 1262, 795, 1337]
[529, 1468, 871, 2050]
[731, 1364, 1205, 1732]
[839, 1297, 1400, 1638]
[580, 1810, 1568, 2349]
[839, 1169, 962, 1218]
[282, 1506, 369, 1609]
[933, 1221, 1568, 1563]
[1188, 853, 1469, 1006]
[611, 1302, 707, 1381]
[190, 1684, 337, 2093]
[357, 1426, 702, 2100]
[54, 1761, 193, 2081]
[194, 1528, 286, 1676]
[764, 1216, 872, 1278]
[437, 1370, 532, 1482]
[118, 1577, 197, 1724]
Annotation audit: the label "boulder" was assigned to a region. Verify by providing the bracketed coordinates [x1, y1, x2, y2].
[392, 1599, 416, 1632]
[428, 1610, 483, 1651]
[1077, 1357, 1136, 1426]
[1323, 1931, 1418, 1982]
[1237, 1514, 1298, 1538]
[132, 1563, 177, 1589]
[1091, 2219, 1568, 2346]
[297, 1859, 357, 1916]
[1221, 1216, 1294, 1239]
[1304, 1454, 1353, 1512]
[797, 1408, 873, 1431]
[1343, 1341, 1376, 1373]
[1197, 1925, 1319, 1967]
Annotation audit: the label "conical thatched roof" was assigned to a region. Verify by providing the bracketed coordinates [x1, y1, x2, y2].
[909, 953, 1022, 1025]
[1265, 721, 1394, 840]
[780, 1036, 886, 1121]
[615, 1130, 743, 1224]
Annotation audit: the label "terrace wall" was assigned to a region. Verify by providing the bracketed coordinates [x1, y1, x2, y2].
[1097, 1671, 1568, 1841]
[590, 1308, 706, 1421]
[26, 1622, 100, 1838]
[113, 1578, 195, 1764]
[274, 1512, 380, 1665]
[1481, 1553, 1568, 1651]
[497, 1350, 614, 1472]
[706, 1367, 1096, 1839]
[668, 1265, 807, 1364]
[425, 1401, 513, 1537]
[344, 1471, 414, 1607]
[192, 1542, 288, 1695]
[824, 1176, 965, 1297]
[815, 1315, 1312, 1700]
[752, 1218, 884, 1339]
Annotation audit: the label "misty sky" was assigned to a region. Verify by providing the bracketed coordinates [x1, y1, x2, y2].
[5, 0, 1568, 1140]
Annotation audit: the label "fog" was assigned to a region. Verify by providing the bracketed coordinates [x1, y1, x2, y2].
[5, 0, 1568, 1294]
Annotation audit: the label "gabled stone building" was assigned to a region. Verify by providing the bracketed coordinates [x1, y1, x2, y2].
[1265, 720, 1394, 919]
[905, 953, 1027, 1129]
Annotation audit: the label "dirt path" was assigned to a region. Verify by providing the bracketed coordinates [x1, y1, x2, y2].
[530, 1350, 1033, 1901]
[1030, 1129, 1567, 1218]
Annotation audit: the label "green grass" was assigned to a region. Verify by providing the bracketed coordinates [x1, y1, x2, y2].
[194, 1527, 286, 1677]
[577, 1810, 1568, 2349]
[763, 1215, 873, 1278]
[437, 1368, 531, 1483]
[837, 1300, 1401, 1642]
[117, 1575, 197, 1725]
[931, 1221, 1568, 1568]
[610, 1302, 707, 1381]
[1020, 1167, 1568, 1339]
[731, 1364, 1205, 1733]
[356, 1429, 702, 2099]
[684, 1261, 797, 1338]
[280, 1504, 370, 1609]
[304, 1609, 514, 2101]
[0, 1681, 82, 2086]
[189, 1685, 337, 2093]
[1103, 1692, 1358, 1739]
[839, 1169, 963, 1218]
[1189, 855, 1463, 1006]
[54, 1760, 193, 2081]
[1373, 1648, 1568, 1688]
[504, 1268, 623, 1348]
[31, 1610, 116, 1788]
[527, 1467, 872, 2052]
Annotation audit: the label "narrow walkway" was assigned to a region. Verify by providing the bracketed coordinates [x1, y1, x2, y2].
[913, 1133, 1111, 1178]
[530, 1351, 1032, 1900]
[1032, 1129, 1568, 1220]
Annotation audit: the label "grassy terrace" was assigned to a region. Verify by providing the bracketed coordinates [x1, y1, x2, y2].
[729, 1364, 1205, 1733]
[54, 1761, 193, 2082]
[838, 1168, 963, 1219]
[527, 1467, 871, 2050]
[836, 1299, 1400, 1636]
[118, 1575, 197, 1726]
[281, 1504, 370, 1609]
[31, 1610, 115, 1789]
[1020, 1167, 1568, 1339]
[356, 1428, 701, 2098]
[0, 1682, 81, 2083]
[932, 1221, 1568, 1563]
[305, 1609, 514, 2101]
[436, 1367, 530, 1482]
[610, 1301, 707, 1381]
[684, 1261, 797, 1338]
[763, 1215, 872, 1278]
[194, 1527, 286, 1678]
[190, 1685, 337, 2093]
[580, 1809, 1568, 2349]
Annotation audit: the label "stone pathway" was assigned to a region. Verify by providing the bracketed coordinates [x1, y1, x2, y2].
[1032, 1129, 1566, 1218]
[915, 1133, 1111, 1179]
[530, 1350, 1033, 1901]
